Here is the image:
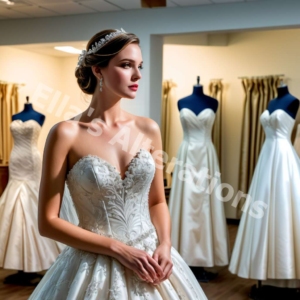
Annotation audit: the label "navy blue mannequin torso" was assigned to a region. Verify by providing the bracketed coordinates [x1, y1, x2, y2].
[177, 85, 218, 116]
[12, 103, 45, 127]
[267, 86, 299, 119]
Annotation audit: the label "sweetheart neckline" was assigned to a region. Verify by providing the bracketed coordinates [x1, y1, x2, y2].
[263, 109, 295, 121]
[66, 148, 151, 183]
[11, 119, 42, 128]
[180, 107, 215, 117]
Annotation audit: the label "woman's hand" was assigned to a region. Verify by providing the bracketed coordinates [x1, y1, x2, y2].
[113, 242, 164, 284]
[152, 242, 173, 284]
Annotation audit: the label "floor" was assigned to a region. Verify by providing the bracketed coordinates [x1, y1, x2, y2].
[0, 223, 257, 300]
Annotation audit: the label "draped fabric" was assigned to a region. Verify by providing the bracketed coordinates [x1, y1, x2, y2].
[29, 148, 208, 300]
[294, 124, 300, 157]
[0, 83, 19, 165]
[209, 80, 223, 168]
[161, 80, 177, 187]
[237, 76, 280, 217]
[229, 110, 300, 285]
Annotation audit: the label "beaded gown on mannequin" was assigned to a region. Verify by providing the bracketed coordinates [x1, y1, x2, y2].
[29, 148, 207, 300]
[0, 119, 62, 272]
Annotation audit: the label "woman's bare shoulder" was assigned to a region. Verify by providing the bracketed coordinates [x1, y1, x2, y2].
[46, 120, 80, 149]
[134, 115, 160, 135]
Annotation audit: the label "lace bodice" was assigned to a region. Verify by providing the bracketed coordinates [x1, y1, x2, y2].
[9, 119, 42, 181]
[260, 109, 295, 140]
[66, 148, 156, 246]
[180, 108, 215, 143]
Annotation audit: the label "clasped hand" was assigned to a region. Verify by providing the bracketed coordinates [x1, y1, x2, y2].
[116, 242, 173, 285]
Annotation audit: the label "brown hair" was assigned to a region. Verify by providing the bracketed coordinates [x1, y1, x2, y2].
[75, 29, 140, 95]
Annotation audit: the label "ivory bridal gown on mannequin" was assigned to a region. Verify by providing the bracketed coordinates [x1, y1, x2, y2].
[29, 148, 207, 299]
[168, 108, 229, 267]
[229, 109, 300, 287]
[0, 119, 62, 272]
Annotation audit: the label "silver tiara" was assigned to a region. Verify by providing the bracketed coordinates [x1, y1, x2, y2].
[76, 28, 127, 69]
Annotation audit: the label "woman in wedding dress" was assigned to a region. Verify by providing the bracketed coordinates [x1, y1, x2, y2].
[29, 29, 207, 299]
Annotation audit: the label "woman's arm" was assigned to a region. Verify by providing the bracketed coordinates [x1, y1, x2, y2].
[38, 121, 162, 282]
[146, 119, 173, 281]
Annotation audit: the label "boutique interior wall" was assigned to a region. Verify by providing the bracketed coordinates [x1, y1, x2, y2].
[1, 0, 300, 218]
[163, 28, 300, 218]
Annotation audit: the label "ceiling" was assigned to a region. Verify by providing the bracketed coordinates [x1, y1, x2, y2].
[0, 0, 265, 20]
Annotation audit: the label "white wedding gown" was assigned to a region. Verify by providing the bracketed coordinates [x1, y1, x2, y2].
[168, 108, 229, 267]
[294, 124, 300, 157]
[229, 109, 300, 287]
[29, 148, 207, 299]
[0, 119, 61, 272]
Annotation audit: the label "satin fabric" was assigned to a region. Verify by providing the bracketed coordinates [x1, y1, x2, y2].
[29, 149, 207, 299]
[0, 119, 61, 272]
[229, 110, 300, 285]
[168, 108, 229, 267]
[294, 124, 300, 157]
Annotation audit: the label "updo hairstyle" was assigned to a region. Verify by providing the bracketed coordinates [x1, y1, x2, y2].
[75, 29, 140, 94]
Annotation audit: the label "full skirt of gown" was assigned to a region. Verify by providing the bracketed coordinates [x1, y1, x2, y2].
[29, 148, 208, 299]
[168, 108, 229, 267]
[229, 110, 300, 287]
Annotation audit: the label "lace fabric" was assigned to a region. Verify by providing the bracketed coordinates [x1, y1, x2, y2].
[29, 148, 207, 299]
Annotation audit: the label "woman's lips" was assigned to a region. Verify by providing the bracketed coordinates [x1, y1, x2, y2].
[129, 85, 138, 91]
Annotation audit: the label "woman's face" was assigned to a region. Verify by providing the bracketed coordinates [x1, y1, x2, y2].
[101, 43, 143, 99]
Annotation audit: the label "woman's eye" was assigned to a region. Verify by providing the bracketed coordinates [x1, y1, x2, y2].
[139, 65, 143, 70]
[122, 63, 131, 68]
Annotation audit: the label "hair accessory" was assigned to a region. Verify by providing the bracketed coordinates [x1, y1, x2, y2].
[99, 78, 103, 92]
[76, 28, 126, 69]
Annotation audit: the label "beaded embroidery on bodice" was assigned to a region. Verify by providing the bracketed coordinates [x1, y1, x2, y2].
[9, 119, 42, 182]
[66, 148, 156, 246]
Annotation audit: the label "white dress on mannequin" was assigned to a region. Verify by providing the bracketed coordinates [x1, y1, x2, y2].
[229, 109, 300, 287]
[29, 148, 207, 299]
[294, 124, 300, 157]
[168, 108, 229, 267]
[0, 119, 61, 272]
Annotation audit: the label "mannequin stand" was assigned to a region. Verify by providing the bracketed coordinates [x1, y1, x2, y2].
[4, 271, 43, 286]
[249, 281, 300, 300]
[189, 267, 218, 283]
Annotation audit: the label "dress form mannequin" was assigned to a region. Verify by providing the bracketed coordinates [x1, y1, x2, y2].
[4, 96, 46, 286]
[12, 96, 45, 126]
[267, 85, 299, 119]
[178, 76, 218, 115]
[170, 77, 229, 282]
[249, 84, 300, 300]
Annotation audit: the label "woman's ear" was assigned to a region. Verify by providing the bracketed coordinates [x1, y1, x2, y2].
[91, 66, 102, 80]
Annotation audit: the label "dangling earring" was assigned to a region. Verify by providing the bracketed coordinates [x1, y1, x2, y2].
[99, 78, 103, 92]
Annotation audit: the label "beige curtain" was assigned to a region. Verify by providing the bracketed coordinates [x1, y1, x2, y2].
[237, 76, 280, 217]
[0, 83, 19, 165]
[161, 80, 177, 186]
[209, 80, 223, 168]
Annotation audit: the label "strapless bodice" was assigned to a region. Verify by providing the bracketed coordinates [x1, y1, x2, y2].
[260, 109, 295, 141]
[179, 108, 215, 143]
[66, 149, 157, 246]
[9, 119, 42, 181]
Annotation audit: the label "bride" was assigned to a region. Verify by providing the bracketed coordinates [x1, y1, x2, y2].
[29, 29, 207, 299]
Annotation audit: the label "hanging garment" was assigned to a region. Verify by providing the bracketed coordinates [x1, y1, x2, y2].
[229, 109, 300, 284]
[168, 108, 229, 267]
[0, 119, 61, 272]
[28, 148, 207, 299]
